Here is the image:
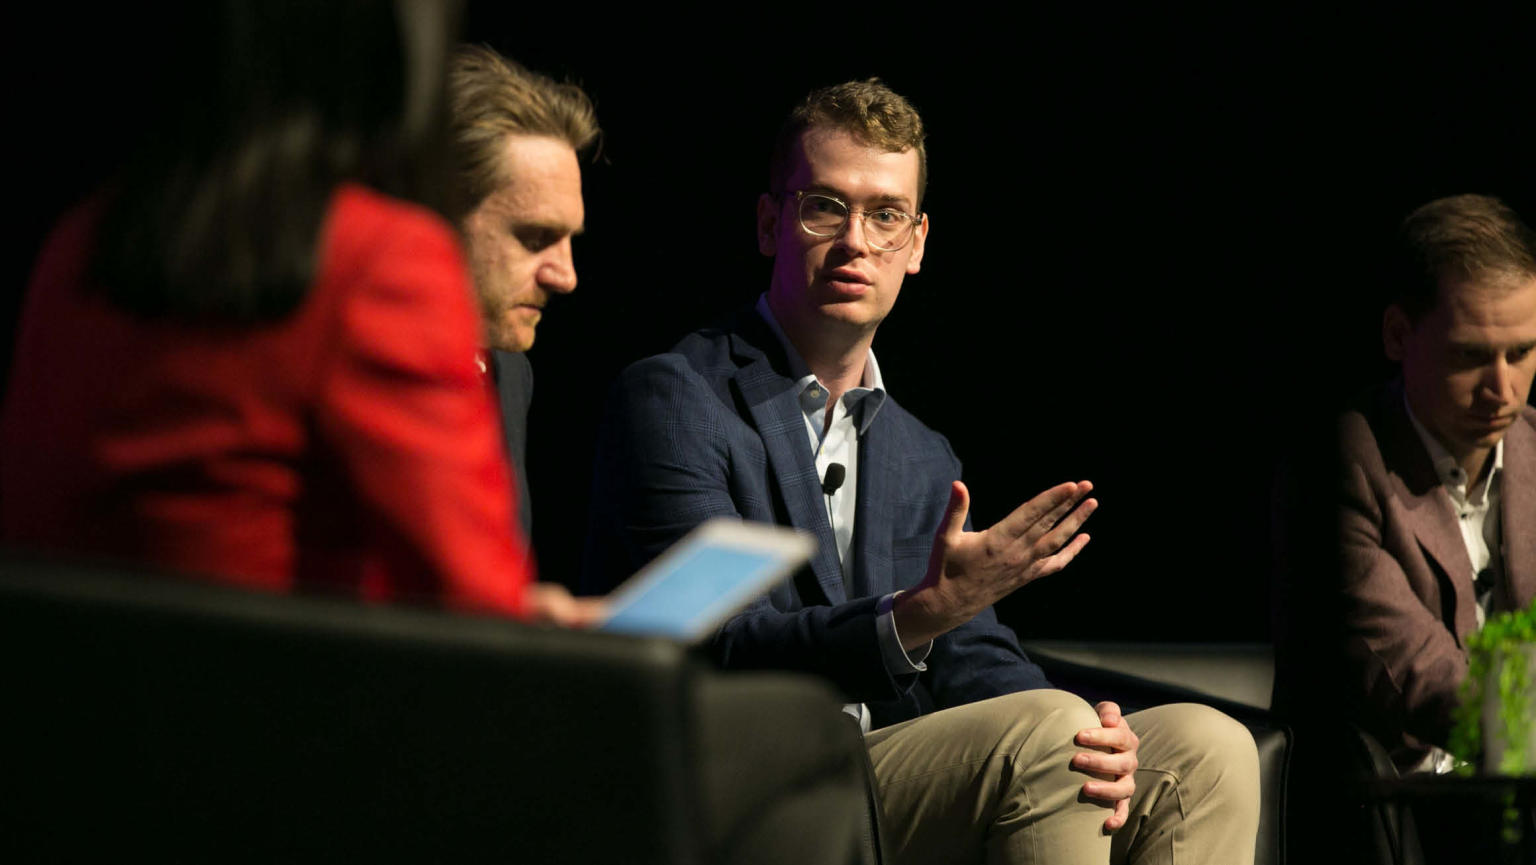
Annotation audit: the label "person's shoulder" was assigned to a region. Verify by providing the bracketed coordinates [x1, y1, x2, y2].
[878, 395, 939, 436]
[617, 349, 701, 383]
[1337, 382, 1397, 464]
[637, 310, 768, 382]
[608, 346, 723, 409]
[322, 183, 462, 273]
[601, 349, 745, 445]
[313, 185, 480, 378]
[670, 322, 736, 364]
[1505, 403, 1536, 459]
[605, 317, 766, 425]
[328, 183, 445, 229]
[1518, 403, 1536, 430]
[875, 395, 961, 462]
[671, 308, 771, 361]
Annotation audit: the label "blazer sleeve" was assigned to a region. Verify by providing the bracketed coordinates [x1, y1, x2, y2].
[584, 354, 917, 703]
[1338, 429, 1467, 750]
[313, 194, 535, 617]
[910, 444, 1052, 708]
[924, 606, 1053, 709]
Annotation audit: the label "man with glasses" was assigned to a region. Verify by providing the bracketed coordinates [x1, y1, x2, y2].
[585, 79, 1260, 865]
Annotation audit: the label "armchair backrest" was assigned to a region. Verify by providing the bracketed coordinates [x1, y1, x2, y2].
[1, 552, 707, 863]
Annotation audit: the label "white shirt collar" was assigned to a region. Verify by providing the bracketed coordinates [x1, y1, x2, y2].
[1403, 395, 1503, 504]
[755, 294, 887, 434]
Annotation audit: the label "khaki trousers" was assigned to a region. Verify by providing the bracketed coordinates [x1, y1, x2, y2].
[865, 690, 1261, 865]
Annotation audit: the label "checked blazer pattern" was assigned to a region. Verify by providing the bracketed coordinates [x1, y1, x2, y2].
[583, 307, 1050, 729]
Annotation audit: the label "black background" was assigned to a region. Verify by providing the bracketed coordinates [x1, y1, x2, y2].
[6, 7, 1532, 643]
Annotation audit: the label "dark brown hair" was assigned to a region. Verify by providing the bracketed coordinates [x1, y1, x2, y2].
[1393, 194, 1536, 320]
[93, 0, 459, 321]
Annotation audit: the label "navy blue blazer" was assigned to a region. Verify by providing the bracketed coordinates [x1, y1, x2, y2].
[584, 308, 1049, 728]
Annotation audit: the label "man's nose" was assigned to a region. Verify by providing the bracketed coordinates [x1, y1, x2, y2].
[1479, 355, 1513, 403]
[538, 242, 577, 294]
[832, 212, 872, 255]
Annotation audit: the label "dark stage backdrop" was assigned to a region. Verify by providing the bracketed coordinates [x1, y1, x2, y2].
[5, 8, 1532, 644]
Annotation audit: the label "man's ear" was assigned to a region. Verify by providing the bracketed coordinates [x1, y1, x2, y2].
[757, 194, 779, 257]
[1383, 304, 1411, 362]
[905, 212, 930, 275]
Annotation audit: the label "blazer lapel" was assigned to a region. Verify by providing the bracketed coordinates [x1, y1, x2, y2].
[849, 411, 895, 601]
[1499, 415, 1536, 610]
[1380, 391, 1480, 643]
[729, 328, 845, 604]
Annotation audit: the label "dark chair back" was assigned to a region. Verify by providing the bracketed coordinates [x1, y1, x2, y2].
[2, 553, 709, 863]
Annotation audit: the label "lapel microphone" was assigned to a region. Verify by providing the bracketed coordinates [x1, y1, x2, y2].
[822, 462, 846, 541]
[821, 463, 846, 497]
[1473, 567, 1495, 598]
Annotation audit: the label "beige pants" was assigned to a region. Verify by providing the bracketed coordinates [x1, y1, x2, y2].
[865, 690, 1261, 865]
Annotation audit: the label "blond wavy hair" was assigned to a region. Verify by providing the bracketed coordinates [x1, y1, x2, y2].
[770, 78, 928, 207]
[447, 45, 599, 215]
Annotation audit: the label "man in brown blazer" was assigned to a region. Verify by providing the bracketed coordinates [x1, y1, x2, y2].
[1339, 194, 1536, 772]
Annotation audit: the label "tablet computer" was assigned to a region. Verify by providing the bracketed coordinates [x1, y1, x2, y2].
[598, 518, 815, 641]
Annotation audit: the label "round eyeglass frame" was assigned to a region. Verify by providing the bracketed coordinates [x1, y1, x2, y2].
[791, 190, 924, 252]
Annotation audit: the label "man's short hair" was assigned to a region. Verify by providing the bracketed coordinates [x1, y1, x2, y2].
[447, 45, 600, 216]
[769, 78, 928, 209]
[1392, 194, 1536, 320]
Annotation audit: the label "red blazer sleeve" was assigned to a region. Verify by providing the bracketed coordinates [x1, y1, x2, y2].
[312, 187, 535, 616]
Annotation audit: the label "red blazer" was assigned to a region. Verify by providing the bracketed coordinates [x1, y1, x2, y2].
[1, 184, 535, 616]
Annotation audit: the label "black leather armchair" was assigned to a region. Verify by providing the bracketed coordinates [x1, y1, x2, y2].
[0, 552, 869, 864]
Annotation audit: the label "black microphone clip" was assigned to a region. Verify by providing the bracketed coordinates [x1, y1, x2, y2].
[1474, 568, 1495, 597]
[821, 462, 846, 497]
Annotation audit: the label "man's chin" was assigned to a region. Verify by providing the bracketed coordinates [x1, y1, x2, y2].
[489, 328, 535, 354]
[814, 299, 885, 329]
[1459, 418, 1515, 449]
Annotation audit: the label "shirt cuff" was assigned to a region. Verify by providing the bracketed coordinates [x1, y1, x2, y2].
[876, 591, 930, 673]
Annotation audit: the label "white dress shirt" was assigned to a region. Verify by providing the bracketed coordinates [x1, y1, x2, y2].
[1404, 402, 1504, 628]
[756, 295, 932, 732]
[1404, 399, 1505, 774]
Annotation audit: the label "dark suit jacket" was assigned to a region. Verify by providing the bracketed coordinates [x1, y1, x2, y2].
[1338, 383, 1536, 765]
[490, 349, 534, 538]
[585, 309, 1049, 729]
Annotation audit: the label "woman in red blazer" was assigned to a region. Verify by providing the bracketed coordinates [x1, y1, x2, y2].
[0, 3, 590, 623]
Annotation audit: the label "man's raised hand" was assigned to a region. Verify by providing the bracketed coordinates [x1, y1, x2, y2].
[892, 480, 1096, 649]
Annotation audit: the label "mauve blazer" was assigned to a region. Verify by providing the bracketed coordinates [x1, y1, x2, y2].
[1338, 383, 1536, 764]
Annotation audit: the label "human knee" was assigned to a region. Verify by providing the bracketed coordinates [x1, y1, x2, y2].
[1184, 704, 1257, 766]
[991, 688, 1101, 753]
[1140, 703, 1259, 782]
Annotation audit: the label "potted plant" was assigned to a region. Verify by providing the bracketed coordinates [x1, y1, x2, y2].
[1447, 600, 1535, 847]
[1449, 600, 1536, 776]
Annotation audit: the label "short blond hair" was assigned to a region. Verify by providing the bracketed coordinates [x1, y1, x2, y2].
[447, 45, 599, 214]
[770, 79, 928, 208]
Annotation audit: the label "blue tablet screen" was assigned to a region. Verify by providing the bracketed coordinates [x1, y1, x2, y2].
[600, 545, 784, 639]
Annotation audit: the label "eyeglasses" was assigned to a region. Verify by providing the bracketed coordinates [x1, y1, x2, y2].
[792, 190, 923, 252]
